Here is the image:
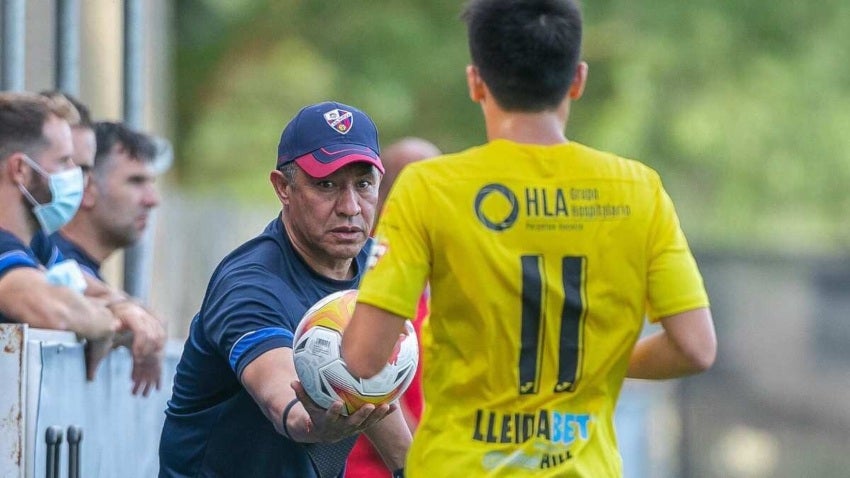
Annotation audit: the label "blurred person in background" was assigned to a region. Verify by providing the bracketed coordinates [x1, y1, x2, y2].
[39, 91, 96, 183]
[345, 137, 441, 478]
[160, 101, 410, 478]
[0, 91, 117, 378]
[35, 96, 166, 396]
[343, 0, 717, 476]
[55, 121, 161, 282]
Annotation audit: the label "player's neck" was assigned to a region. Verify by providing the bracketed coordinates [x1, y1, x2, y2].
[60, 219, 112, 263]
[0, 190, 38, 245]
[483, 106, 571, 146]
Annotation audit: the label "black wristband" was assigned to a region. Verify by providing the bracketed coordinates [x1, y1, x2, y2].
[392, 468, 404, 478]
[281, 398, 299, 440]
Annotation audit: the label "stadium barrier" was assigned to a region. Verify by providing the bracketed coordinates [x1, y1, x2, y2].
[0, 324, 180, 478]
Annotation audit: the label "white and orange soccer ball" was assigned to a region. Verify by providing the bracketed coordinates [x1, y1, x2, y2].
[292, 289, 419, 416]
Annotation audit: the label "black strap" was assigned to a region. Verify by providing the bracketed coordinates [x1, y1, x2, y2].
[281, 398, 299, 440]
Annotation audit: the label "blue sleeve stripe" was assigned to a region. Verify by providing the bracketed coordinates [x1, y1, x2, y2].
[0, 251, 38, 275]
[46, 246, 61, 267]
[228, 327, 294, 373]
[78, 264, 99, 279]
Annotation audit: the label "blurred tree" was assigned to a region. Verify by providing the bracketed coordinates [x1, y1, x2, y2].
[175, 0, 850, 252]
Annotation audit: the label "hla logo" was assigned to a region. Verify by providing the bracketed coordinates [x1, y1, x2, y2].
[474, 183, 519, 231]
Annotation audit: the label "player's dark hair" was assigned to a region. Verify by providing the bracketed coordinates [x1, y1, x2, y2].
[93, 121, 157, 174]
[0, 92, 52, 161]
[462, 0, 583, 111]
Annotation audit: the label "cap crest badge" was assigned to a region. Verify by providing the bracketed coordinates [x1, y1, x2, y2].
[323, 108, 353, 134]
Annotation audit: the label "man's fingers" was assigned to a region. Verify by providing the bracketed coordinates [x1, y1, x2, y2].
[357, 403, 391, 429]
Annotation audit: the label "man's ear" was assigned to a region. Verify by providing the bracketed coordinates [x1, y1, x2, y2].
[270, 169, 290, 205]
[466, 65, 486, 103]
[4, 153, 32, 186]
[80, 178, 99, 209]
[568, 61, 588, 100]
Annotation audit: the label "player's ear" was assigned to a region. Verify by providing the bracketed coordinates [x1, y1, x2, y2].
[270, 169, 290, 205]
[568, 61, 588, 100]
[80, 177, 98, 209]
[466, 65, 486, 103]
[4, 152, 30, 185]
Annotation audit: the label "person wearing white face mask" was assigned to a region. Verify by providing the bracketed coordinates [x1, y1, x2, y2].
[0, 92, 119, 379]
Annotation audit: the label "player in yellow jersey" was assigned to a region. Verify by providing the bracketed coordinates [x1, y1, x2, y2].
[342, 0, 717, 476]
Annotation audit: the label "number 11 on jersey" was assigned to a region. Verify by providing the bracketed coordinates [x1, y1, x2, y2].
[518, 255, 587, 395]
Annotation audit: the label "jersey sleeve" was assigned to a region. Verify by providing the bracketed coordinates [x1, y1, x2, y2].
[30, 231, 64, 267]
[645, 177, 709, 321]
[203, 267, 297, 378]
[0, 234, 39, 281]
[358, 167, 431, 319]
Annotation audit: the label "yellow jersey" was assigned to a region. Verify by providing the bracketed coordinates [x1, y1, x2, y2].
[357, 139, 709, 477]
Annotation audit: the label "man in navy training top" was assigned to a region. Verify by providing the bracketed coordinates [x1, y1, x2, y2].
[39, 102, 166, 396]
[160, 101, 411, 478]
[51, 121, 161, 280]
[0, 92, 118, 378]
[30, 90, 166, 396]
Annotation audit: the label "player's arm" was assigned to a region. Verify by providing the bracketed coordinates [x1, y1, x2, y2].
[342, 303, 408, 379]
[83, 272, 165, 356]
[0, 267, 117, 339]
[363, 406, 411, 471]
[83, 272, 166, 395]
[0, 267, 120, 380]
[240, 346, 394, 444]
[627, 307, 716, 379]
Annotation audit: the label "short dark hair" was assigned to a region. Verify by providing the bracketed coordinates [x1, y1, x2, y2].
[0, 92, 53, 161]
[462, 0, 583, 111]
[93, 121, 157, 174]
[39, 90, 93, 128]
[278, 161, 299, 184]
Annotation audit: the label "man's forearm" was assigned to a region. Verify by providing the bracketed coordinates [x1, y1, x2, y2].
[628, 331, 708, 379]
[364, 407, 411, 470]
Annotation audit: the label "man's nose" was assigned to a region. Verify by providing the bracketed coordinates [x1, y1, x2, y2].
[336, 187, 361, 217]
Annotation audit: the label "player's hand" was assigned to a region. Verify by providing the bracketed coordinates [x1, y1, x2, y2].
[291, 380, 395, 443]
[84, 336, 114, 381]
[110, 300, 166, 359]
[107, 300, 165, 395]
[131, 350, 163, 396]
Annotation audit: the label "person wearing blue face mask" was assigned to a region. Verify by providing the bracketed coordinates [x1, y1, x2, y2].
[17, 152, 85, 234]
[31, 93, 167, 396]
[0, 92, 119, 379]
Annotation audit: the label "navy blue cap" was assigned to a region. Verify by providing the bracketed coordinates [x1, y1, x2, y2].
[276, 101, 384, 177]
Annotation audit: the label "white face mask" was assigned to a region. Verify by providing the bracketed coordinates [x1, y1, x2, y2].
[18, 155, 84, 234]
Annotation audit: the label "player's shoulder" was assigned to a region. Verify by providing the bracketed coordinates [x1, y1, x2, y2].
[396, 144, 497, 184]
[208, 223, 289, 286]
[0, 230, 39, 272]
[0, 229, 27, 254]
[570, 142, 662, 184]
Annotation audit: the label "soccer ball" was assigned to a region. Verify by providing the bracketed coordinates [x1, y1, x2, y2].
[293, 289, 419, 416]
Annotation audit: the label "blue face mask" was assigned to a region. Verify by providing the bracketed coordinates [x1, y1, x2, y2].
[18, 155, 84, 234]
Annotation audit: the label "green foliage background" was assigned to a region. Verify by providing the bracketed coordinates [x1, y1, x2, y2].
[174, 0, 850, 252]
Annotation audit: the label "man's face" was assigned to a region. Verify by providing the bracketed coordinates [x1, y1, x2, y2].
[71, 126, 96, 183]
[282, 162, 379, 263]
[22, 115, 75, 204]
[90, 144, 159, 248]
